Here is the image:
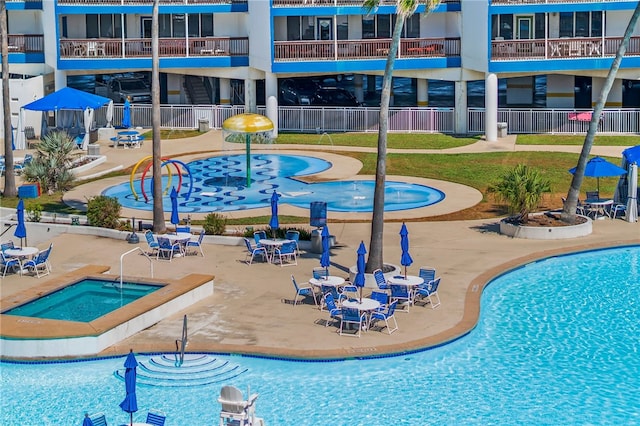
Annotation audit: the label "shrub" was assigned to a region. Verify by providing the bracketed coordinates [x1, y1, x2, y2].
[203, 213, 227, 235]
[242, 226, 312, 240]
[26, 202, 43, 222]
[21, 130, 78, 194]
[86, 195, 122, 229]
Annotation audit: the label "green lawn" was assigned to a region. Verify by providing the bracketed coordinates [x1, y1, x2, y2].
[275, 132, 478, 149]
[516, 134, 637, 146]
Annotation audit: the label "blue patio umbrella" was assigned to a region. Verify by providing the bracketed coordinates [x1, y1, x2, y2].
[320, 225, 331, 276]
[269, 190, 280, 237]
[355, 241, 367, 303]
[122, 99, 131, 128]
[82, 413, 94, 426]
[569, 156, 627, 194]
[170, 186, 180, 226]
[14, 199, 27, 247]
[119, 350, 138, 426]
[399, 222, 413, 278]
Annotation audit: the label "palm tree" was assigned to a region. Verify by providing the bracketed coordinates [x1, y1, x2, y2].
[1, 2, 17, 197]
[363, 0, 440, 272]
[151, 0, 166, 233]
[562, 2, 640, 224]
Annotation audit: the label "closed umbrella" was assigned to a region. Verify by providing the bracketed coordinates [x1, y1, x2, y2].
[626, 163, 638, 223]
[320, 225, 331, 277]
[355, 241, 366, 303]
[170, 187, 180, 226]
[119, 350, 138, 426]
[399, 222, 413, 279]
[14, 199, 27, 247]
[569, 156, 627, 194]
[122, 99, 131, 129]
[269, 190, 280, 238]
[82, 413, 94, 426]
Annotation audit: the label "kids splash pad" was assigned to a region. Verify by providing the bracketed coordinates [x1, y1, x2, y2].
[102, 154, 445, 214]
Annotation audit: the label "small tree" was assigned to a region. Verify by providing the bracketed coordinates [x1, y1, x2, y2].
[488, 164, 551, 224]
[21, 130, 77, 194]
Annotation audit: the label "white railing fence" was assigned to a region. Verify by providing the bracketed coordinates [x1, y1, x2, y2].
[93, 104, 640, 135]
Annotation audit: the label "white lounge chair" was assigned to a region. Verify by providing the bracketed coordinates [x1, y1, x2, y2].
[218, 385, 259, 426]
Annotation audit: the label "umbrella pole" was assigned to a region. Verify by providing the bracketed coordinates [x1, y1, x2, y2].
[245, 134, 251, 188]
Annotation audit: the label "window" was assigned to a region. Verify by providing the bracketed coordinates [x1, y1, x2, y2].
[591, 12, 602, 37]
[499, 14, 513, 40]
[85, 14, 124, 38]
[405, 15, 420, 38]
[173, 14, 185, 38]
[337, 16, 348, 40]
[362, 14, 416, 39]
[534, 13, 545, 39]
[559, 11, 603, 38]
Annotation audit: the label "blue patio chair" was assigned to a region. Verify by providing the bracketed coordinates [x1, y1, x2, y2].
[244, 238, 267, 264]
[156, 236, 181, 261]
[291, 274, 318, 307]
[186, 229, 205, 257]
[176, 226, 191, 233]
[418, 266, 436, 286]
[339, 306, 366, 337]
[312, 267, 328, 280]
[285, 229, 300, 254]
[369, 290, 389, 312]
[339, 281, 359, 301]
[253, 230, 267, 247]
[322, 292, 342, 327]
[273, 241, 297, 267]
[88, 412, 107, 426]
[1, 240, 15, 252]
[373, 268, 390, 291]
[370, 300, 399, 334]
[23, 243, 53, 278]
[609, 202, 626, 220]
[146, 409, 167, 426]
[1, 251, 21, 277]
[414, 277, 441, 309]
[320, 284, 345, 311]
[390, 284, 412, 312]
[144, 230, 159, 256]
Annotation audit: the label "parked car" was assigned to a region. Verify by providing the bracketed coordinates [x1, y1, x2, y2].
[311, 87, 362, 107]
[108, 78, 152, 103]
[279, 78, 319, 106]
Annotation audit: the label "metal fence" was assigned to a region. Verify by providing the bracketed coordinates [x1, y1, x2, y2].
[94, 103, 640, 135]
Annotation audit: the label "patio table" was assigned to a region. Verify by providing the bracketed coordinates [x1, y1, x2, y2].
[585, 198, 613, 220]
[342, 297, 381, 331]
[259, 238, 293, 263]
[5, 246, 39, 275]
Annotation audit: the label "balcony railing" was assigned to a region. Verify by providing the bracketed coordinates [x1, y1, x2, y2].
[274, 37, 459, 61]
[491, 0, 633, 4]
[57, 0, 246, 5]
[491, 36, 640, 60]
[272, 0, 457, 6]
[59, 37, 248, 59]
[7, 34, 44, 53]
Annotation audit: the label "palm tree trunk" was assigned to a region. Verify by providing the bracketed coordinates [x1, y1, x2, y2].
[151, 0, 165, 232]
[1, 3, 17, 197]
[366, 14, 405, 273]
[562, 2, 640, 223]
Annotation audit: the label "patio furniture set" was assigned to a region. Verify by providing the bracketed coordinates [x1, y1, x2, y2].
[1, 240, 53, 278]
[144, 229, 205, 261]
[243, 230, 299, 267]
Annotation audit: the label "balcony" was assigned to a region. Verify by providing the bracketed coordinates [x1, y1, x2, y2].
[272, 0, 458, 6]
[274, 37, 459, 62]
[59, 37, 248, 59]
[491, 0, 635, 4]
[57, 0, 246, 4]
[491, 36, 640, 60]
[7, 34, 44, 53]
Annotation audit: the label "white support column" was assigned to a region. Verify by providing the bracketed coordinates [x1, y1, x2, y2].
[264, 72, 278, 105]
[245, 79, 256, 113]
[55, 70, 67, 90]
[485, 74, 498, 142]
[354, 74, 364, 104]
[417, 78, 428, 107]
[266, 96, 278, 138]
[455, 80, 468, 136]
[219, 78, 231, 105]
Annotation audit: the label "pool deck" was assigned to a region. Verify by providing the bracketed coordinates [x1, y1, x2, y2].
[1, 132, 637, 360]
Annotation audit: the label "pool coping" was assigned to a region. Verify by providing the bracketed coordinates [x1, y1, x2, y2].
[0, 265, 215, 359]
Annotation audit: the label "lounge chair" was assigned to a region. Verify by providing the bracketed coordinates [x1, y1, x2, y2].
[146, 409, 167, 426]
[322, 292, 342, 327]
[291, 274, 318, 306]
[22, 243, 53, 278]
[1, 251, 21, 277]
[370, 300, 399, 334]
[218, 385, 259, 426]
[186, 229, 205, 256]
[244, 238, 267, 264]
[88, 412, 107, 426]
[273, 241, 297, 266]
[414, 277, 442, 309]
[339, 306, 366, 337]
[373, 268, 390, 291]
[156, 236, 182, 261]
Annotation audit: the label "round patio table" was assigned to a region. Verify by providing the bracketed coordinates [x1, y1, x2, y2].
[309, 275, 345, 288]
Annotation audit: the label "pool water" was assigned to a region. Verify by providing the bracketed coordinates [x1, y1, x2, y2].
[1, 245, 638, 425]
[102, 154, 445, 213]
[2, 279, 161, 322]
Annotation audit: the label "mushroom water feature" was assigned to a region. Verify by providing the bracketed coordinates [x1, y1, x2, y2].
[222, 113, 275, 188]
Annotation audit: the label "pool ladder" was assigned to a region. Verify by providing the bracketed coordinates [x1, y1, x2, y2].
[176, 315, 188, 367]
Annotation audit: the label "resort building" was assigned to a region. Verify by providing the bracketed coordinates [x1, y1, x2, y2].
[3, 0, 640, 136]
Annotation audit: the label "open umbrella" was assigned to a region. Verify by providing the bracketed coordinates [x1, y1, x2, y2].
[354, 241, 367, 303]
[170, 187, 180, 227]
[269, 190, 280, 238]
[82, 413, 94, 426]
[14, 199, 27, 247]
[569, 156, 627, 194]
[119, 350, 138, 426]
[122, 98, 131, 128]
[320, 225, 331, 277]
[399, 222, 413, 279]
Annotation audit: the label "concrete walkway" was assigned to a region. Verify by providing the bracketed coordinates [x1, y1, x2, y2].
[1, 132, 637, 360]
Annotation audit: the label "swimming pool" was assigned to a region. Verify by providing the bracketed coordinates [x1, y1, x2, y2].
[2, 245, 638, 424]
[2, 279, 161, 322]
[102, 154, 445, 213]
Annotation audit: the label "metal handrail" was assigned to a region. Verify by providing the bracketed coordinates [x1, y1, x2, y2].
[119, 246, 154, 288]
[175, 315, 188, 367]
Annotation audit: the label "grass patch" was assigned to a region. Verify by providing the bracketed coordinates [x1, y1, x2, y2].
[275, 132, 478, 149]
[139, 129, 202, 140]
[516, 134, 635, 146]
